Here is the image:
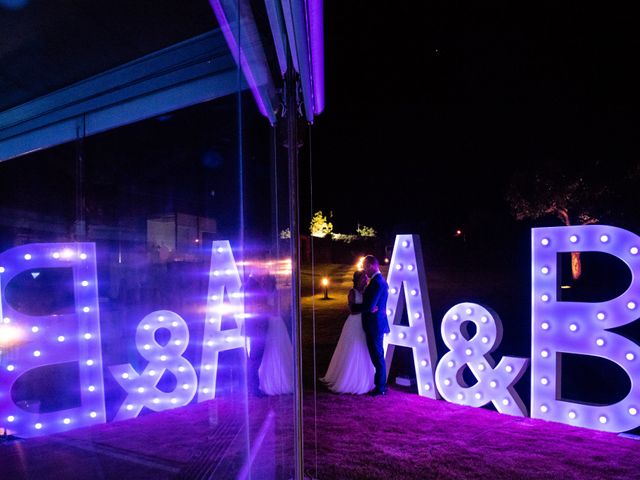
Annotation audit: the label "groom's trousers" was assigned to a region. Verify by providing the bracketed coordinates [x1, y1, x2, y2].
[365, 332, 387, 392]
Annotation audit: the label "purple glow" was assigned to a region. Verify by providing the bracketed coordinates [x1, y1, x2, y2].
[208, 0, 275, 122]
[531, 225, 640, 432]
[385, 235, 439, 398]
[0, 243, 105, 438]
[308, 0, 325, 114]
[435, 303, 529, 416]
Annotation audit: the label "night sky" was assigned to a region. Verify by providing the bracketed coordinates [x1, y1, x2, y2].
[309, 2, 640, 240]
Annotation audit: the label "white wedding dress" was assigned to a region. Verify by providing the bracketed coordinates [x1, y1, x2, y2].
[320, 289, 375, 394]
[258, 315, 294, 395]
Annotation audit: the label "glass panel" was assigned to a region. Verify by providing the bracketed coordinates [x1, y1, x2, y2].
[0, 68, 295, 480]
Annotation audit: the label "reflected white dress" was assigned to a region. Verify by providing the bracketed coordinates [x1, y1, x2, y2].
[320, 290, 375, 394]
[258, 315, 294, 395]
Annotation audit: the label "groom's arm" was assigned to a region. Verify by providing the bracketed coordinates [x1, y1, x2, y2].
[356, 278, 384, 314]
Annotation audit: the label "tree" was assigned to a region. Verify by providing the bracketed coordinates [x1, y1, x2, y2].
[506, 159, 636, 280]
[310, 210, 333, 238]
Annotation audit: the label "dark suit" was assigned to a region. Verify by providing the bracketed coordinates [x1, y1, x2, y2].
[354, 271, 390, 393]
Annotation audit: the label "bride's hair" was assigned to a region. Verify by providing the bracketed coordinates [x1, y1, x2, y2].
[352, 270, 366, 287]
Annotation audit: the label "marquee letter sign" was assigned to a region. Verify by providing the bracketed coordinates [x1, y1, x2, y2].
[385, 234, 439, 399]
[532, 225, 640, 432]
[0, 244, 105, 438]
[435, 303, 529, 415]
[197, 240, 245, 401]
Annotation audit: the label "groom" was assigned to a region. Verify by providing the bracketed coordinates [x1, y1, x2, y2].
[355, 255, 390, 396]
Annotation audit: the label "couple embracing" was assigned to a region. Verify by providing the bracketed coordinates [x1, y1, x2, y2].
[320, 255, 390, 396]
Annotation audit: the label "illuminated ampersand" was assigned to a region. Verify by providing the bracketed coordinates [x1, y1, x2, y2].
[532, 225, 640, 432]
[435, 303, 529, 416]
[110, 310, 197, 420]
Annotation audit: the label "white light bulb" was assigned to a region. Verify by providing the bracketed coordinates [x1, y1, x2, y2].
[33, 350, 41, 357]
[137, 387, 145, 393]
[480, 316, 488, 323]
[541, 238, 550, 246]
[407, 264, 415, 271]
[411, 289, 418, 296]
[386, 309, 393, 316]
[424, 384, 431, 391]
[143, 344, 151, 350]
[24, 254, 32, 260]
[447, 360, 455, 368]
[63, 418, 71, 425]
[395, 264, 403, 270]
[596, 338, 605, 347]
[541, 349, 549, 358]
[80, 253, 87, 260]
[490, 380, 497, 388]
[599, 415, 608, 424]
[7, 364, 15, 371]
[541, 294, 550, 302]
[444, 379, 451, 386]
[478, 364, 486, 371]
[631, 247, 639, 255]
[481, 336, 489, 344]
[629, 407, 638, 416]
[35, 423, 42, 429]
[31, 326, 39, 333]
[414, 312, 421, 319]
[569, 323, 578, 332]
[174, 340, 182, 346]
[126, 404, 134, 411]
[178, 366, 185, 372]
[57, 336, 65, 342]
[600, 234, 609, 243]
[505, 365, 513, 373]
[541, 322, 550, 330]
[596, 312, 606, 320]
[158, 315, 165, 322]
[398, 332, 406, 339]
[475, 392, 482, 400]
[52, 252, 60, 259]
[420, 360, 428, 367]
[88, 385, 95, 392]
[0, 266, 4, 273]
[568, 411, 577, 419]
[143, 324, 151, 330]
[541, 377, 549, 385]
[627, 301, 637, 310]
[160, 355, 167, 361]
[452, 314, 459, 321]
[465, 348, 473, 356]
[203, 388, 210, 394]
[153, 398, 160, 404]
[457, 393, 464, 400]
[569, 235, 578, 243]
[171, 398, 177, 404]
[450, 333, 458, 341]
[540, 404, 549, 413]
[7, 416, 14, 422]
[502, 398, 509, 406]
[81, 280, 89, 287]
[541, 266, 550, 275]
[149, 370, 156, 376]
[90, 411, 97, 418]
[183, 384, 190, 390]
[390, 288, 397, 294]
[626, 353, 636, 361]
[217, 247, 224, 253]
[417, 335, 424, 343]
[207, 340, 214, 347]
[402, 240, 409, 248]
[82, 306, 90, 313]
[465, 308, 473, 315]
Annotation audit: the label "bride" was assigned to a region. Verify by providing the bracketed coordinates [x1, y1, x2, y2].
[320, 270, 375, 394]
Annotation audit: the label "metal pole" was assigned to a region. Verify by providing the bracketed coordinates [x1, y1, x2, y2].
[286, 66, 305, 480]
